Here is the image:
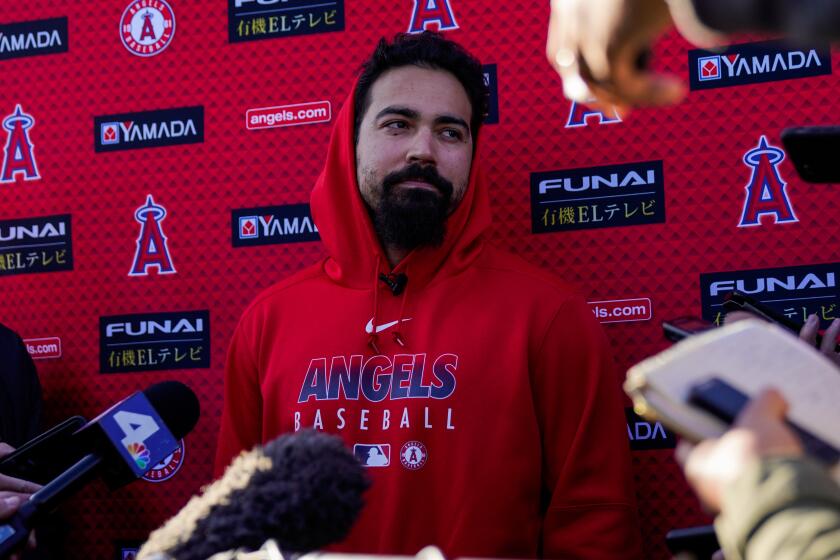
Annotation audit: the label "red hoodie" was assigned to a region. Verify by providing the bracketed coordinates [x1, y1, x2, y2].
[215, 87, 642, 559]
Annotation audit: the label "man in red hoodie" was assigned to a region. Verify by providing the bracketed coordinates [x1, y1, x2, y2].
[216, 32, 642, 558]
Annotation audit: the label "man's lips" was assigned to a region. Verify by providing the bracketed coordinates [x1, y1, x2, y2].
[398, 180, 439, 192]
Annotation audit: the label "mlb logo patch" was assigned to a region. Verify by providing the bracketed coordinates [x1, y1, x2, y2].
[354, 444, 390, 467]
[698, 56, 721, 81]
[239, 216, 258, 239]
[101, 122, 120, 145]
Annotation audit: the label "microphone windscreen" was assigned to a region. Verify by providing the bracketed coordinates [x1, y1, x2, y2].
[143, 381, 200, 440]
[138, 430, 369, 560]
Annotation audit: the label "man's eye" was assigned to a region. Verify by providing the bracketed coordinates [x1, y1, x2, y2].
[441, 128, 464, 140]
[384, 121, 408, 130]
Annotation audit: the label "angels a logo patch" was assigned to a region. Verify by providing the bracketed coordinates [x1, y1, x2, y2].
[120, 0, 175, 57]
[400, 441, 427, 470]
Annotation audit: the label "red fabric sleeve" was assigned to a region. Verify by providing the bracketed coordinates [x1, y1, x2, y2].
[533, 295, 643, 559]
[213, 312, 263, 477]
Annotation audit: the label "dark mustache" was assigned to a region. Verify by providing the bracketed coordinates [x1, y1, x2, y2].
[382, 164, 454, 198]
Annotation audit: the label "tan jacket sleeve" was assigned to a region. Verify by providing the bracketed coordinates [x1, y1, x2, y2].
[715, 457, 840, 560]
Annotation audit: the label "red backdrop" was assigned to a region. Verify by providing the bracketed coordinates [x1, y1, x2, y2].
[2, 1, 839, 558]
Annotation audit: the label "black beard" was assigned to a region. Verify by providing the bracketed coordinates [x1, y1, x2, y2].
[372, 164, 454, 251]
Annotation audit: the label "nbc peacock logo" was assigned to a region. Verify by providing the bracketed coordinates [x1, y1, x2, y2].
[126, 442, 151, 470]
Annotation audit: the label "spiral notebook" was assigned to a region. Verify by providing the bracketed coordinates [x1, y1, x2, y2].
[624, 319, 840, 456]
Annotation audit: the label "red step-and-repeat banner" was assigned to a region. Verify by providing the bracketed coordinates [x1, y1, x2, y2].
[2, 1, 839, 558]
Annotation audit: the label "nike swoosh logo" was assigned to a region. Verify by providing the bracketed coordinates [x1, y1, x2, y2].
[365, 317, 413, 334]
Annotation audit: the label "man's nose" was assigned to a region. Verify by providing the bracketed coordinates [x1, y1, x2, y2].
[405, 127, 436, 165]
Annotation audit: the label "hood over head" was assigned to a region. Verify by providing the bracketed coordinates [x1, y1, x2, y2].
[310, 84, 492, 291]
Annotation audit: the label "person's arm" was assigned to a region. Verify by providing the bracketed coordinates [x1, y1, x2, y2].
[718, 456, 840, 560]
[0, 442, 42, 520]
[679, 389, 840, 560]
[546, 0, 692, 112]
[534, 295, 642, 558]
[213, 313, 264, 477]
[546, 0, 840, 112]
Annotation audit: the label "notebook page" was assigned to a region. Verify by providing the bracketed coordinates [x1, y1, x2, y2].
[638, 320, 840, 448]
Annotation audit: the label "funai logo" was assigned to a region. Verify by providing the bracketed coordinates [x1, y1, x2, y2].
[700, 263, 840, 326]
[689, 40, 831, 90]
[0, 214, 73, 276]
[229, 0, 345, 43]
[99, 310, 210, 373]
[531, 161, 665, 233]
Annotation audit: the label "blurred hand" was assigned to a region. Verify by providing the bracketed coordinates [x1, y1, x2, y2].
[800, 314, 840, 368]
[676, 389, 803, 513]
[546, 0, 686, 112]
[0, 442, 41, 520]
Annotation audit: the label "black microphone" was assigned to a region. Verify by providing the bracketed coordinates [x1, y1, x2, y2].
[0, 381, 200, 558]
[0, 416, 88, 484]
[0, 382, 198, 485]
[378, 272, 408, 296]
[138, 430, 369, 560]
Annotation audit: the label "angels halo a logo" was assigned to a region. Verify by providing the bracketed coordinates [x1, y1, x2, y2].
[142, 439, 185, 482]
[400, 441, 427, 470]
[120, 0, 175, 57]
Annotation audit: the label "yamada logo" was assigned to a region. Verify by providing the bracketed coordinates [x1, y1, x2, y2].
[232, 204, 320, 247]
[0, 17, 68, 61]
[100, 118, 197, 146]
[697, 56, 721, 81]
[95, 106, 204, 152]
[625, 409, 676, 450]
[689, 40, 831, 90]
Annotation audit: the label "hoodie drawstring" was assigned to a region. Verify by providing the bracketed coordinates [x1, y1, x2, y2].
[368, 258, 382, 353]
[392, 282, 409, 347]
[367, 258, 410, 352]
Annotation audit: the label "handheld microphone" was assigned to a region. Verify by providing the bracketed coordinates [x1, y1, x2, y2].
[0, 416, 87, 484]
[0, 382, 198, 485]
[138, 430, 369, 560]
[0, 381, 200, 558]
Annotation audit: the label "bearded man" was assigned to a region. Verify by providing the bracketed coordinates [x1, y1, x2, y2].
[215, 31, 642, 559]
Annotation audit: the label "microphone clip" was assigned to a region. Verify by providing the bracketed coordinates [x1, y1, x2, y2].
[378, 273, 408, 296]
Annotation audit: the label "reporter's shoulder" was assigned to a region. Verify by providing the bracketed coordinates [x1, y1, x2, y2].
[237, 260, 328, 324]
[0, 321, 25, 351]
[475, 243, 589, 303]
